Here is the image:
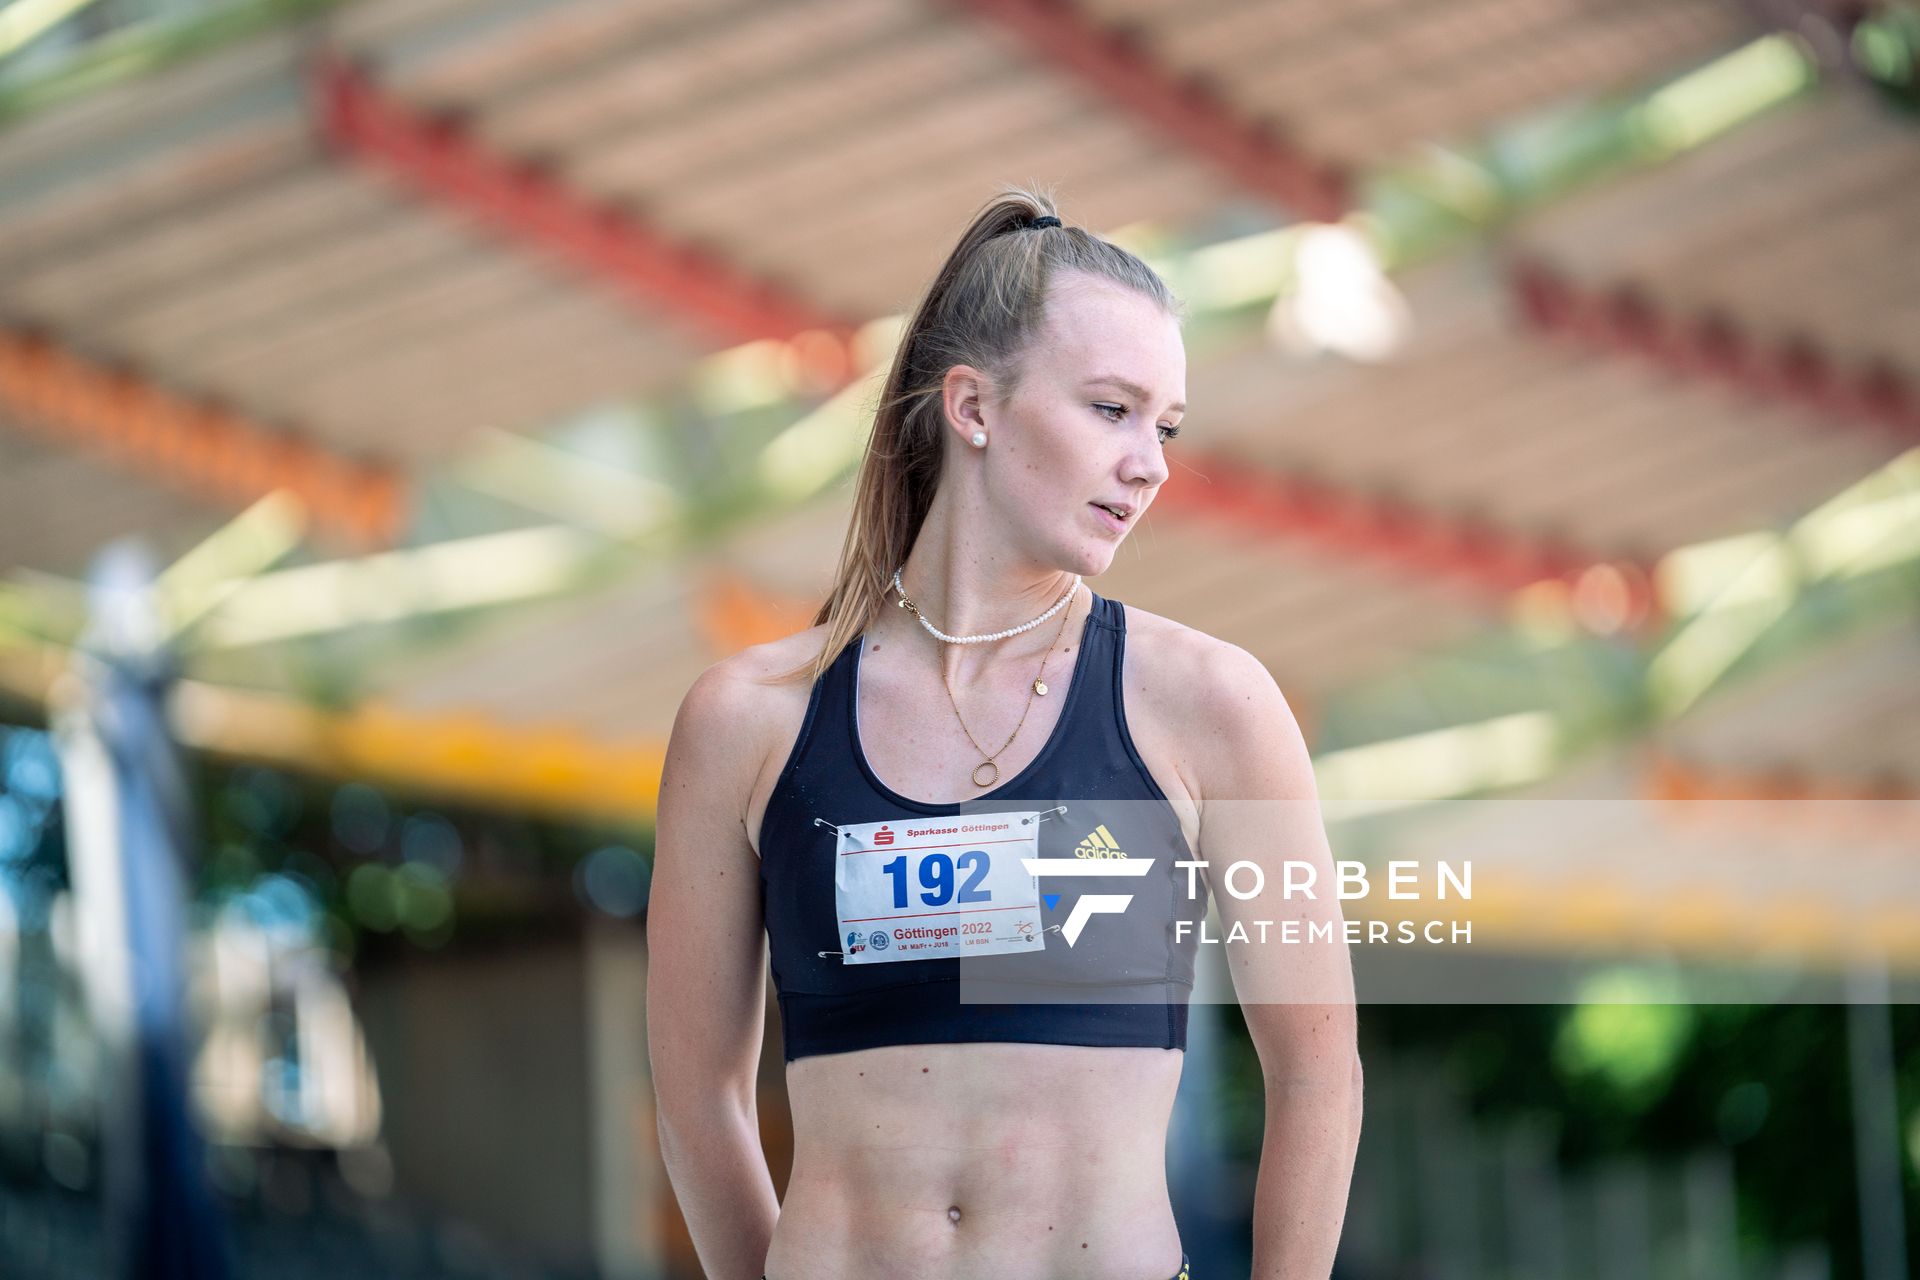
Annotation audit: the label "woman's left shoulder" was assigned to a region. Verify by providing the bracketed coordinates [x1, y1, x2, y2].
[1116, 602, 1293, 730]
[1116, 601, 1311, 799]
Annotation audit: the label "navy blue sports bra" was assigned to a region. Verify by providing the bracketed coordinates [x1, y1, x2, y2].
[756, 589, 1210, 1063]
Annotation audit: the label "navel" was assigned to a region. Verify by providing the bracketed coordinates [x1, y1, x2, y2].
[948, 1205, 962, 1225]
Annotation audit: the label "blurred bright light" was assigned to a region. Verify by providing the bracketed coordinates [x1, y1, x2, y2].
[1797, 489, 1920, 578]
[160, 491, 305, 640]
[691, 338, 792, 417]
[3, 728, 59, 802]
[195, 525, 607, 650]
[1316, 711, 1563, 820]
[1657, 531, 1791, 618]
[84, 539, 165, 657]
[1185, 228, 1294, 311]
[1634, 35, 1815, 156]
[1648, 591, 1793, 721]
[782, 329, 852, 396]
[1854, 20, 1914, 85]
[1648, 533, 1797, 719]
[1401, 143, 1503, 223]
[1555, 969, 1694, 1110]
[1790, 447, 1920, 579]
[1267, 223, 1410, 363]
[1508, 578, 1579, 647]
[240, 873, 320, 940]
[759, 365, 889, 503]
[198, 903, 386, 1148]
[0, 795, 28, 863]
[1649, 447, 1919, 718]
[262, 1055, 305, 1128]
[0, 0, 101, 61]
[851, 314, 906, 373]
[1571, 561, 1651, 636]
[453, 430, 678, 539]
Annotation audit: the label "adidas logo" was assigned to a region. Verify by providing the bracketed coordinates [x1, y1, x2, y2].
[1074, 823, 1127, 859]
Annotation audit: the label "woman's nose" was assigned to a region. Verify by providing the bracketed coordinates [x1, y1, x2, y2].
[1125, 444, 1170, 489]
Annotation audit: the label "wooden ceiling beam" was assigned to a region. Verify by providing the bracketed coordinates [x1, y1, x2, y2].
[308, 49, 862, 366]
[947, 0, 1351, 221]
[0, 327, 405, 547]
[1512, 258, 1920, 445]
[1153, 444, 1662, 629]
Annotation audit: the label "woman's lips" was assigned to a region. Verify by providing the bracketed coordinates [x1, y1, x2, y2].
[1089, 502, 1128, 534]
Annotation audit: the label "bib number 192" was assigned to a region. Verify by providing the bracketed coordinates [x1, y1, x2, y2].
[882, 850, 992, 908]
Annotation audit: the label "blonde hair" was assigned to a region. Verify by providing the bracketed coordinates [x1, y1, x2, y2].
[772, 183, 1181, 685]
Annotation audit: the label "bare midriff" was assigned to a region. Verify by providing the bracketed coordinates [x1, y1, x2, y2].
[762, 1040, 1186, 1280]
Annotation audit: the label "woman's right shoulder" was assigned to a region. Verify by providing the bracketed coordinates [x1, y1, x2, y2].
[666, 623, 839, 836]
[682, 622, 834, 706]
[670, 623, 837, 764]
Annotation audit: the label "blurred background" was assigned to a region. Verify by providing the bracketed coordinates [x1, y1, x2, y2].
[2, 0, 1918, 1276]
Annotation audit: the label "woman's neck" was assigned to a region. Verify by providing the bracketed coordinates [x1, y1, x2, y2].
[878, 555, 1082, 687]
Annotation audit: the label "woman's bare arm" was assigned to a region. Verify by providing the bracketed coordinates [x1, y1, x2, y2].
[647, 660, 782, 1279]
[1190, 641, 1364, 1280]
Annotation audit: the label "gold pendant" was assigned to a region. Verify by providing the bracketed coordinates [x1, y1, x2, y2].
[971, 760, 1000, 788]
[1033, 679, 1048, 696]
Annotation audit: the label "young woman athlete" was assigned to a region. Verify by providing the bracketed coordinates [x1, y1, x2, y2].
[648, 188, 1364, 1280]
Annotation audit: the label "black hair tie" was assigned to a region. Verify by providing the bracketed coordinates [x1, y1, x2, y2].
[1028, 215, 1062, 229]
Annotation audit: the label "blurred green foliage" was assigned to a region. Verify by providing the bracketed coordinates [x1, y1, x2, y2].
[1210, 994, 1920, 1277]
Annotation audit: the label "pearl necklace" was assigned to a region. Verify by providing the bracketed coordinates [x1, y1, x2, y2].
[890, 567, 1081, 645]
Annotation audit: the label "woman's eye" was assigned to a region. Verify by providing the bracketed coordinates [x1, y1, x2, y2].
[1098, 402, 1179, 442]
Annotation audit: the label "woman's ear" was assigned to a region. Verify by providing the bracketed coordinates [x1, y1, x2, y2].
[941, 364, 991, 446]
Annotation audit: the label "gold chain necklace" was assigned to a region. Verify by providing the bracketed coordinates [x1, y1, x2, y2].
[934, 584, 1079, 788]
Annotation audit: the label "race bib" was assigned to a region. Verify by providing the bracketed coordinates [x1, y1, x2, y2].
[833, 811, 1047, 965]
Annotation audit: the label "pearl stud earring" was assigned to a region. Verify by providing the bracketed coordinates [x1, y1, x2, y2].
[970, 431, 987, 447]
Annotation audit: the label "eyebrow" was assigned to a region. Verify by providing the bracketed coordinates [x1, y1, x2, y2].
[1083, 375, 1185, 415]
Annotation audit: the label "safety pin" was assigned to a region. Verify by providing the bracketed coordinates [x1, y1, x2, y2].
[817, 949, 845, 957]
[813, 818, 844, 835]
